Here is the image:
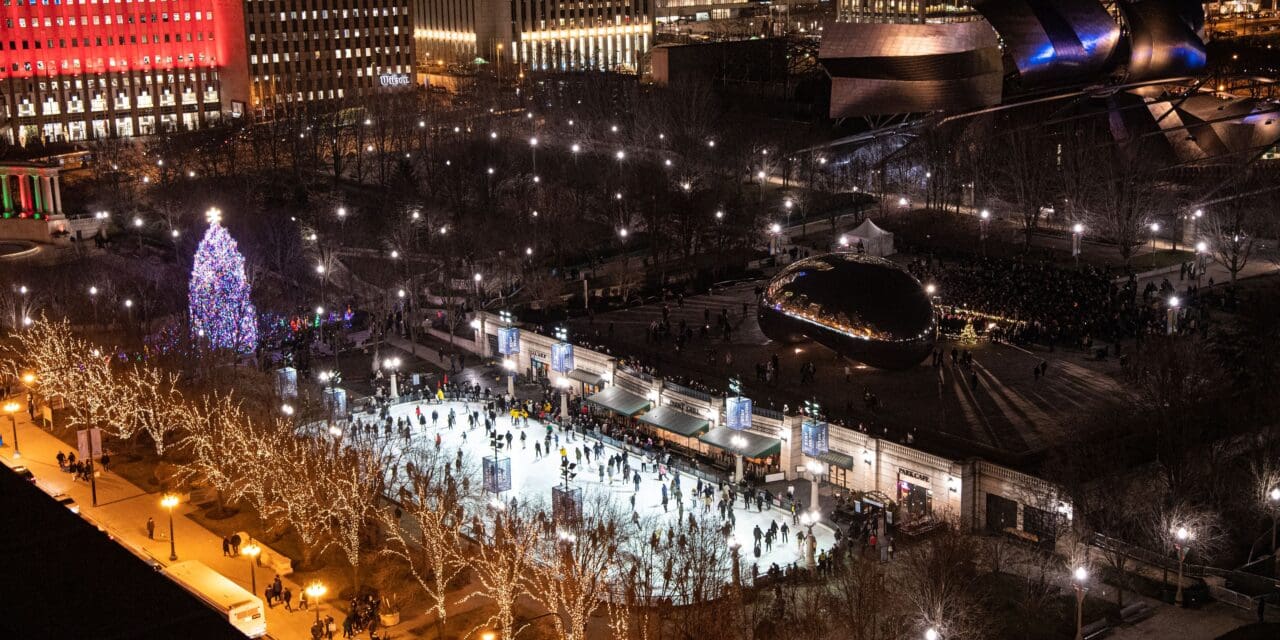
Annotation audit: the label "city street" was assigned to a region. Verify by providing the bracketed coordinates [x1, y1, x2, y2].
[0, 400, 319, 640]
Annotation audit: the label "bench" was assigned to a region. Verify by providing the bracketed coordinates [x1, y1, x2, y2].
[235, 531, 293, 576]
[1120, 602, 1153, 624]
[1081, 619, 1110, 640]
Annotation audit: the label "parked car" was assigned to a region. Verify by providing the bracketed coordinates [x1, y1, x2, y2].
[12, 465, 35, 482]
[51, 493, 80, 514]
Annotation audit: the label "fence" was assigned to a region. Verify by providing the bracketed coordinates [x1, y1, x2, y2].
[662, 380, 712, 403]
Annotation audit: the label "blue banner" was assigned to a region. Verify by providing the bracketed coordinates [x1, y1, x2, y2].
[801, 419, 829, 457]
[497, 327, 521, 356]
[551, 342, 574, 373]
[483, 456, 512, 493]
[725, 396, 753, 430]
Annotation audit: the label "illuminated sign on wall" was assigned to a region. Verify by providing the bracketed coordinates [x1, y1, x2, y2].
[379, 74, 411, 87]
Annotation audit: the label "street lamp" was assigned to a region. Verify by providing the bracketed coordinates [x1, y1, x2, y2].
[1270, 487, 1280, 552]
[730, 434, 748, 483]
[1173, 525, 1192, 606]
[161, 494, 180, 561]
[728, 535, 742, 589]
[804, 460, 825, 511]
[3, 401, 20, 459]
[1072, 223, 1084, 264]
[1150, 222, 1161, 266]
[1073, 567, 1089, 640]
[241, 542, 261, 593]
[305, 582, 327, 624]
[799, 510, 819, 568]
[979, 209, 990, 245]
[925, 628, 940, 640]
[384, 357, 402, 399]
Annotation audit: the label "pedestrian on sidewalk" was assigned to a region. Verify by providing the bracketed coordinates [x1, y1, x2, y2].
[146, 517, 155, 540]
[282, 586, 293, 611]
[230, 533, 241, 556]
[222, 536, 232, 557]
[299, 589, 309, 611]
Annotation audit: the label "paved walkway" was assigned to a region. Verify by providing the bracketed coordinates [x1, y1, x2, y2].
[1109, 601, 1256, 639]
[0, 402, 320, 640]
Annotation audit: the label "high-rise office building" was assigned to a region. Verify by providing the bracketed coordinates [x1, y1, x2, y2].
[415, 0, 652, 73]
[240, 0, 415, 116]
[838, 0, 977, 23]
[0, 0, 248, 145]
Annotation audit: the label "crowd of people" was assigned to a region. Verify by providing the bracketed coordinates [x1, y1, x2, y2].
[906, 254, 1203, 348]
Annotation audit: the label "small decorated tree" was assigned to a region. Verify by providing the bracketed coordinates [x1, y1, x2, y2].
[189, 208, 257, 353]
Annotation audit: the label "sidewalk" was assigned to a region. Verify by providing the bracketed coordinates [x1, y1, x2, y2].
[0, 404, 318, 640]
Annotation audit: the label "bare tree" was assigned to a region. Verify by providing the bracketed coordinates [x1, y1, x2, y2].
[382, 447, 477, 637]
[1077, 138, 1171, 265]
[460, 502, 547, 638]
[894, 526, 989, 640]
[529, 494, 627, 640]
[1202, 196, 1260, 285]
[986, 119, 1057, 249]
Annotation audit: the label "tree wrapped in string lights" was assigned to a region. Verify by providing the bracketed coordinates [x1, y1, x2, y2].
[189, 208, 257, 353]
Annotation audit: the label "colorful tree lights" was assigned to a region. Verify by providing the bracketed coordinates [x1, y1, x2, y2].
[189, 208, 257, 353]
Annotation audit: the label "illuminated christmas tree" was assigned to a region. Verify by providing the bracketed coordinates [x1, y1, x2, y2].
[189, 208, 257, 353]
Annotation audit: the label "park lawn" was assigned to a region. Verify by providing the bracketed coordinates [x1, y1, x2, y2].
[977, 571, 1121, 640]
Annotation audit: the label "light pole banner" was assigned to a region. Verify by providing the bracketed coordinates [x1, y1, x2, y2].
[551, 342, 574, 374]
[275, 367, 298, 399]
[76, 427, 103, 461]
[552, 485, 584, 527]
[801, 419, 829, 457]
[323, 387, 348, 419]
[483, 456, 512, 493]
[725, 396, 753, 431]
[498, 327, 521, 356]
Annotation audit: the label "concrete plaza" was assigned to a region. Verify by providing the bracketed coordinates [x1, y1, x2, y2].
[567, 281, 1128, 463]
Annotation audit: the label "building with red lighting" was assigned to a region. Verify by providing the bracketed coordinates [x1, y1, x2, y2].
[0, 0, 249, 145]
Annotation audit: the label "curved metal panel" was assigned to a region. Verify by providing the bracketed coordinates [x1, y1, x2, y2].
[1121, 0, 1207, 81]
[819, 21, 1002, 118]
[758, 253, 937, 370]
[1147, 94, 1280, 163]
[971, 0, 1121, 85]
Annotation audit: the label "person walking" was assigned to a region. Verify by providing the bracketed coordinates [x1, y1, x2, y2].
[229, 533, 241, 556]
[282, 586, 293, 611]
[146, 517, 156, 540]
[222, 536, 232, 557]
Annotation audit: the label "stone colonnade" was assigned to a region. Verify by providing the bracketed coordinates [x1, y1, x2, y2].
[1, 165, 63, 218]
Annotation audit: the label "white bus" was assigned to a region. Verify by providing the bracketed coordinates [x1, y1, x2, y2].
[161, 561, 267, 638]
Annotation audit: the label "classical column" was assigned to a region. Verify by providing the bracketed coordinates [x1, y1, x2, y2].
[1, 173, 11, 215]
[18, 172, 30, 215]
[30, 175, 43, 215]
[51, 175, 62, 215]
[40, 176, 53, 215]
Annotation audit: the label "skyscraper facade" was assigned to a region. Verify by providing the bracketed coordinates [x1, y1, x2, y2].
[241, 0, 415, 116]
[0, 0, 248, 144]
[415, 0, 652, 73]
